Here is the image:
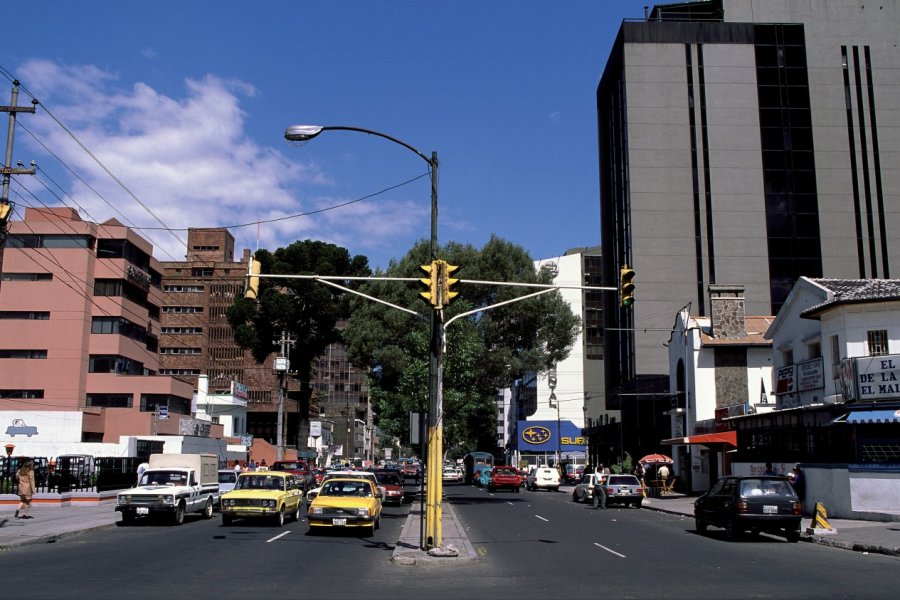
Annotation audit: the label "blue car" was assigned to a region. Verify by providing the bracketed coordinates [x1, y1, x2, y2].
[477, 467, 493, 487]
[472, 464, 492, 486]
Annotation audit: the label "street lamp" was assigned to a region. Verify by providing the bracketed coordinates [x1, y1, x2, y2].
[284, 124, 444, 549]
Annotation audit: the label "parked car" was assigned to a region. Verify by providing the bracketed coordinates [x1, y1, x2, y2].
[218, 469, 239, 495]
[472, 464, 493, 486]
[373, 470, 405, 506]
[488, 466, 521, 493]
[270, 460, 315, 491]
[526, 466, 560, 492]
[220, 471, 303, 527]
[442, 466, 463, 485]
[307, 477, 383, 536]
[572, 472, 607, 503]
[599, 474, 644, 508]
[694, 476, 802, 542]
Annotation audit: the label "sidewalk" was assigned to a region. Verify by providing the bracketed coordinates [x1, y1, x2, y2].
[0, 502, 121, 550]
[391, 500, 478, 566]
[642, 493, 900, 557]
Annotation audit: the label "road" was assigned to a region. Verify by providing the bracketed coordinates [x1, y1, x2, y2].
[0, 482, 895, 599]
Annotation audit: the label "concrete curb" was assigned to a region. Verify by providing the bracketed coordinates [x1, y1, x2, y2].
[391, 501, 479, 567]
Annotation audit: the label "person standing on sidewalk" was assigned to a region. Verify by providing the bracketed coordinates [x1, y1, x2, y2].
[593, 474, 607, 509]
[15, 460, 36, 519]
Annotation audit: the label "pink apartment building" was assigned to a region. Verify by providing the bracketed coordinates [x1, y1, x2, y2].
[0, 207, 205, 447]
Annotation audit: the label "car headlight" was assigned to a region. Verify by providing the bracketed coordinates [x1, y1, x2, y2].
[356, 507, 371, 517]
[311, 507, 323, 515]
[118, 496, 130, 505]
[161, 495, 174, 504]
[225, 499, 234, 507]
[267, 499, 277, 507]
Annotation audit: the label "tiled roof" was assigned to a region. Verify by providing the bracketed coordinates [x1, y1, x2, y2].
[699, 315, 775, 346]
[802, 279, 900, 317]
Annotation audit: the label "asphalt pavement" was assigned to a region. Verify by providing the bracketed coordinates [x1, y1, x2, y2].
[1, 488, 898, 558]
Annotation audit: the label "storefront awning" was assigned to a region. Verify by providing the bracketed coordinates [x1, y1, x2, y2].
[661, 431, 737, 447]
[846, 408, 900, 424]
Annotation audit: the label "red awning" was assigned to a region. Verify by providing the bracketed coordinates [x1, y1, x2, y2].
[661, 431, 737, 447]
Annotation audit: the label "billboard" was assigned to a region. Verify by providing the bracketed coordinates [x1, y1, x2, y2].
[515, 420, 586, 453]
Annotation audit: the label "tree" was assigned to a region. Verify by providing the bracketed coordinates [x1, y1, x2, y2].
[342, 235, 580, 456]
[227, 240, 371, 442]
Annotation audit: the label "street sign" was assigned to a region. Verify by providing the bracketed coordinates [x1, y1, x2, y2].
[310, 420, 322, 437]
[158, 405, 169, 420]
[240, 434, 253, 447]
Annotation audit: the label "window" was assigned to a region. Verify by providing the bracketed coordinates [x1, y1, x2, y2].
[162, 306, 203, 313]
[867, 330, 888, 356]
[91, 317, 148, 343]
[0, 311, 49, 320]
[831, 335, 841, 378]
[86, 394, 133, 408]
[159, 368, 201, 376]
[161, 327, 202, 334]
[0, 350, 47, 359]
[192, 245, 219, 251]
[160, 347, 202, 355]
[1, 273, 52, 281]
[163, 285, 205, 293]
[808, 341, 821, 359]
[0, 390, 44, 399]
[192, 268, 214, 277]
[7, 234, 94, 249]
[782, 349, 794, 366]
[89, 355, 145, 375]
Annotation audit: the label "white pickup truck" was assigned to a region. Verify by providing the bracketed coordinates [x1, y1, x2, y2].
[116, 453, 220, 525]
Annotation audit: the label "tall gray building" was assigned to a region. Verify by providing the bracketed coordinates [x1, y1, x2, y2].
[597, 1, 899, 456]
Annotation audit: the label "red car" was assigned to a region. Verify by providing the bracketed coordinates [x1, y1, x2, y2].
[401, 462, 421, 481]
[488, 466, 521, 493]
[373, 470, 405, 506]
[270, 460, 315, 492]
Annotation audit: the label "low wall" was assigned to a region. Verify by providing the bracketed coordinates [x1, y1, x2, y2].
[0, 490, 122, 508]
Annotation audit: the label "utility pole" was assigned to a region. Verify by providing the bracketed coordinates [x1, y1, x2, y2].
[273, 329, 295, 461]
[0, 80, 37, 288]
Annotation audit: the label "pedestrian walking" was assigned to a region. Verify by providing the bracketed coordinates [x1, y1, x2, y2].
[593, 474, 607, 509]
[15, 460, 36, 520]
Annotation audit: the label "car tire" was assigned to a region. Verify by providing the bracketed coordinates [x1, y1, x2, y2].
[222, 514, 233, 526]
[173, 502, 186, 526]
[291, 503, 301, 522]
[634, 500, 642, 509]
[203, 498, 214, 519]
[695, 517, 707, 533]
[514, 485, 520, 493]
[274, 508, 285, 527]
[726, 519, 742, 540]
[786, 529, 801, 543]
[121, 511, 136, 525]
[552, 487, 559, 492]
[572, 491, 579, 502]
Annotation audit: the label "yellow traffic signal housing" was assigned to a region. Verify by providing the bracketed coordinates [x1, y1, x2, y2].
[441, 262, 460, 305]
[419, 262, 439, 307]
[0, 201, 11, 225]
[620, 265, 635, 308]
[245, 258, 262, 300]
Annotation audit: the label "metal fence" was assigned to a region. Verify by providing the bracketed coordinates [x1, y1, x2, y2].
[0, 456, 144, 494]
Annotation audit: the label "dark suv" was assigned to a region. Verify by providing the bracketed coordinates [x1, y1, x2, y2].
[694, 476, 802, 542]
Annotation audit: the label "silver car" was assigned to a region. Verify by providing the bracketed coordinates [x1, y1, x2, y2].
[600, 474, 644, 508]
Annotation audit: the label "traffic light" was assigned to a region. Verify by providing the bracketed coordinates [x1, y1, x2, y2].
[441, 262, 460, 305]
[245, 258, 261, 300]
[620, 265, 635, 308]
[419, 262, 439, 307]
[0, 201, 11, 229]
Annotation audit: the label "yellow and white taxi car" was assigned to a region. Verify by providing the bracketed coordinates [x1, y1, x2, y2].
[221, 471, 303, 527]
[307, 477, 382, 536]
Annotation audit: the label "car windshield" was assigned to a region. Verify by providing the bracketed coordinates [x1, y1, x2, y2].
[321, 481, 372, 497]
[375, 473, 401, 486]
[494, 468, 516, 475]
[140, 470, 187, 486]
[236, 475, 284, 491]
[740, 478, 795, 497]
[218, 472, 237, 484]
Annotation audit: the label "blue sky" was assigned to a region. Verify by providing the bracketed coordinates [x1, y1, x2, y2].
[2, 1, 650, 270]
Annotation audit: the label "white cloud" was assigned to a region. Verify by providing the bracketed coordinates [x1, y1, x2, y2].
[14, 59, 425, 267]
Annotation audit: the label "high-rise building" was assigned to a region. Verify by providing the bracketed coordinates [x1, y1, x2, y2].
[158, 228, 313, 449]
[598, 1, 900, 457]
[0, 207, 199, 450]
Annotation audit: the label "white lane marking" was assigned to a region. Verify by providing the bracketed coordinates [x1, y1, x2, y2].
[267, 531, 291, 543]
[535, 515, 549, 522]
[507, 501, 514, 506]
[594, 542, 626, 558]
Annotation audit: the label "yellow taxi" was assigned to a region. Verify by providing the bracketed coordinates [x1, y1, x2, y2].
[307, 477, 382, 536]
[221, 471, 303, 527]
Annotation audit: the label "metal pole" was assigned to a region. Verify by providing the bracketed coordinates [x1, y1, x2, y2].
[425, 151, 443, 549]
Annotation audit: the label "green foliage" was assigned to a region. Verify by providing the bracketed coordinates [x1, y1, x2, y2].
[227, 240, 371, 421]
[342, 235, 581, 455]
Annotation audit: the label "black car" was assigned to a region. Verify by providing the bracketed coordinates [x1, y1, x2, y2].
[694, 476, 802, 542]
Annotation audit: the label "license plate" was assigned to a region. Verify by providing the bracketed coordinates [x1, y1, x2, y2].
[136, 507, 149, 515]
[333, 518, 347, 526]
[763, 505, 778, 514]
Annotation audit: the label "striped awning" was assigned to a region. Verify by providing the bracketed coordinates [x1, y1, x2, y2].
[846, 408, 900, 424]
